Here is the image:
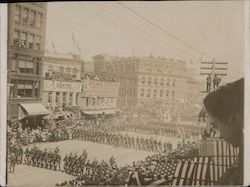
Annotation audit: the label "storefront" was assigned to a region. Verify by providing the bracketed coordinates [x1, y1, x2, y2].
[18, 103, 50, 129]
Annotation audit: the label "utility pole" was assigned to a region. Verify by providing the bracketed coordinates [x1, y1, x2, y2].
[200, 59, 228, 93]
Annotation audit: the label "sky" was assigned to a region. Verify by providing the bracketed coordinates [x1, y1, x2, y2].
[45, 1, 245, 82]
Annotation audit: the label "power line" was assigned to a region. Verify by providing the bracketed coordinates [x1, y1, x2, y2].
[117, 2, 216, 60]
[89, 3, 199, 61]
[105, 3, 201, 61]
[48, 15, 135, 54]
[71, 3, 187, 59]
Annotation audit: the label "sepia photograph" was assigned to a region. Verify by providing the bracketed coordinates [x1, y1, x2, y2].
[2, 1, 248, 186]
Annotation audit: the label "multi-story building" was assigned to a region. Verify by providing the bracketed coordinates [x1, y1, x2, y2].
[7, 3, 48, 120]
[42, 52, 82, 111]
[93, 54, 201, 121]
[77, 73, 120, 115]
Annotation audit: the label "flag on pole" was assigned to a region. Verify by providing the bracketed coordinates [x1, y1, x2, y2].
[72, 33, 76, 49]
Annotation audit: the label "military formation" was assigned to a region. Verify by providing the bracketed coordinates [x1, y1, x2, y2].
[72, 128, 173, 153]
[62, 152, 124, 185]
[23, 146, 61, 170]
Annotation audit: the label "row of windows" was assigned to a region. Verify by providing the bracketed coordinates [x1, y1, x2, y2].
[15, 5, 43, 28]
[13, 30, 41, 50]
[10, 80, 40, 98]
[141, 76, 176, 87]
[106, 63, 136, 73]
[119, 87, 136, 97]
[47, 65, 78, 75]
[140, 88, 176, 99]
[12, 58, 40, 75]
[48, 92, 73, 105]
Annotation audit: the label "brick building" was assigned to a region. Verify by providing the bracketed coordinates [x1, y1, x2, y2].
[42, 52, 82, 111]
[7, 3, 48, 120]
[93, 54, 202, 121]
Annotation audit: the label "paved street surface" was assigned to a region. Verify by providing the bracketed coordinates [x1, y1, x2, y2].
[7, 165, 73, 187]
[26, 140, 155, 166]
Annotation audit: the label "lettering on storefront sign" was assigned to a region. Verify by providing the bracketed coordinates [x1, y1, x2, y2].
[43, 80, 82, 92]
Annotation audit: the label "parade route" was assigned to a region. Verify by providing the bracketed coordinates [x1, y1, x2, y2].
[26, 140, 155, 166]
[7, 165, 73, 187]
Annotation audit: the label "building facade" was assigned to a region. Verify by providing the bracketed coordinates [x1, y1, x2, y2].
[77, 75, 120, 114]
[7, 3, 47, 118]
[93, 54, 202, 121]
[42, 52, 82, 111]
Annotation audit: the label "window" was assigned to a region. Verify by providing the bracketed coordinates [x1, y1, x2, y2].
[160, 90, 163, 97]
[13, 30, 20, 46]
[17, 80, 33, 98]
[15, 5, 21, 22]
[148, 77, 152, 85]
[28, 34, 35, 49]
[160, 78, 164, 86]
[35, 36, 41, 50]
[140, 88, 144, 97]
[22, 8, 29, 23]
[172, 90, 175, 99]
[48, 92, 52, 104]
[172, 79, 176, 87]
[166, 90, 169, 98]
[167, 79, 170, 86]
[153, 89, 157, 98]
[21, 32, 28, 47]
[37, 13, 43, 28]
[69, 93, 73, 105]
[154, 77, 157, 85]
[56, 92, 60, 104]
[147, 89, 151, 98]
[29, 10, 36, 26]
[18, 60, 34, 74]
[141, 76, 145, 84]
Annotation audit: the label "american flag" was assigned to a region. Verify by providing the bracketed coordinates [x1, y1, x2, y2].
[196, 139, 239, 184]
[153, 160, 177, 179]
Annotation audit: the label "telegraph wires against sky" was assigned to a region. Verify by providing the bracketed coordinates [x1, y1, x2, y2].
[116, 2, 218, 61]
[85, 3, 199, 61]
[70, 3, 196, 61]
[48, 15, 141, 55]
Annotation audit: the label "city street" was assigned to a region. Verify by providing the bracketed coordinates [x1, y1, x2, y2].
[8, 165, 73, 187]
[25, 139, 155, 166]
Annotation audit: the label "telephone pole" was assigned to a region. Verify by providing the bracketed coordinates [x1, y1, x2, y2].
[200, 59, 228, 92]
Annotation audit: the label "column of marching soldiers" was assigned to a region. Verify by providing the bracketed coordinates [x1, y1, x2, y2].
[72, 128, 173, 153]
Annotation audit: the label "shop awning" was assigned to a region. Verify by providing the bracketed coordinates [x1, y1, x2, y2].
[18, 103, 50, 120]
